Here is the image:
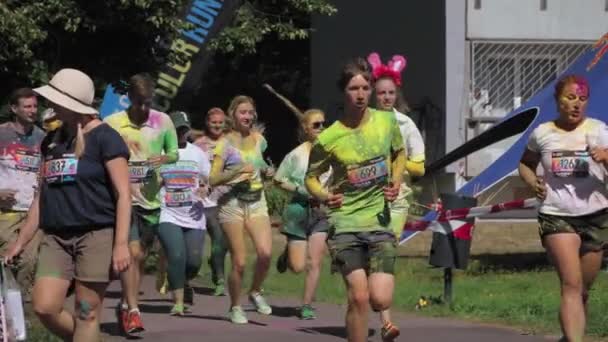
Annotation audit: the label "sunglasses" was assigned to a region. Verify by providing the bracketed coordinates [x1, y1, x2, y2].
[311, 121, 325, 129]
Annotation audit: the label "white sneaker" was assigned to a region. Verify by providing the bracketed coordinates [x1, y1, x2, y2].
[249, 292, 272, 315]
[228, 306, 248, 324]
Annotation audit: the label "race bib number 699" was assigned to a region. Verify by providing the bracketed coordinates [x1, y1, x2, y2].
[347, 156, 388, 188]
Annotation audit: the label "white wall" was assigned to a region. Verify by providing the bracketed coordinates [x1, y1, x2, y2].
[467, 0, 608, 40]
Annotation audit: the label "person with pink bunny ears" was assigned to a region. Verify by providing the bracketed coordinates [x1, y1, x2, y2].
[367, 52, 426, 341]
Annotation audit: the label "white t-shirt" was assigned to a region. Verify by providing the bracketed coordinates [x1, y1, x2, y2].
[527, 118, 608, 216]
[275, 142, 331, 195]
[159, 143, 210, 229]
[394, 109, 425, 163]
[194, 136, 229, 208]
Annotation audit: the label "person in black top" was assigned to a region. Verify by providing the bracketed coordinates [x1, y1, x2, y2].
[4, 68, 131, 342]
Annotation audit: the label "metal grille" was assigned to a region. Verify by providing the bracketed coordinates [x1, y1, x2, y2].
[470, 41, 590, 118]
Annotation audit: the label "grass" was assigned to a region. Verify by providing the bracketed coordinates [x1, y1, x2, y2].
[26, 244, 608, 341]
[196, 247, 608, 340]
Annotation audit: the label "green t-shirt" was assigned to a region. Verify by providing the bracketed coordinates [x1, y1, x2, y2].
[306, 108, 404, 233]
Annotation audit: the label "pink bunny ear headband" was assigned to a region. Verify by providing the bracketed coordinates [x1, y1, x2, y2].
[367, 52, 407, 87]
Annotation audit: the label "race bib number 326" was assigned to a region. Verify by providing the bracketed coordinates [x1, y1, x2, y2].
[551, 150, 590, 177]
[347, 156, 388, 188]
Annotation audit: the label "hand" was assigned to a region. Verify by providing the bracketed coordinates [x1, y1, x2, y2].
[325, 192, 344, 209]
[189, 201, 205, 221]
[112, 243, 131, 274]
[534, 177, 547, 201]
[0, 190, 16, 210]
[197, 184, 210, 198]
[590, 147, 608, 163]
[147, 155, 166, 169]
[3, 241, 23, 265]
[383, 182, 400, 202]
[264, 166, 275, 178]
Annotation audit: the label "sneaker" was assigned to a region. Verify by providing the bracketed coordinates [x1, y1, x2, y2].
[126, 309, 145, 334]
[170, 304, 185, 316]
[276, 246, 288, 274]
[299, 304, 316, 320]
[184, 284, 194, 306]
[381, 322, 400, 342]
[249, 292, 272, 315]
[115, 303, 129, 334]
[228, 306, 248, 324]
[214, 280, 226, 297]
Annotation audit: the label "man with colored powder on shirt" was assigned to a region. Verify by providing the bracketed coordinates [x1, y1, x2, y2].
[104, 73, 178, 335]
[0, 88, 45, 297]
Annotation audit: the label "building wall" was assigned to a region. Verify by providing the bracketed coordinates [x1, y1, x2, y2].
[310, 0, 447, 164]
[467, 0, 608, 40]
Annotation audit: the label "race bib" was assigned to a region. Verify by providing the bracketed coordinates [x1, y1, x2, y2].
[129, 161, 151, 184]
[160, 162, 198, 189]
[551, 150, 590, 177]
[347, 156, 388, 188]
[164, 188, 193, 207]
[44, 156, 78, 184]
[14, 148, 41, 172]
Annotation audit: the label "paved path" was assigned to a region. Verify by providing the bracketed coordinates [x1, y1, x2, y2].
[98, 276, 552, 342]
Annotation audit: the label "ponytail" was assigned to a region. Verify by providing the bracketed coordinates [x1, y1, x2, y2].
[74, 123, 86, 158]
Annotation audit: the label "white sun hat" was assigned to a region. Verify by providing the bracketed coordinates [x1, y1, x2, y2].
[34, 68, 98, 115]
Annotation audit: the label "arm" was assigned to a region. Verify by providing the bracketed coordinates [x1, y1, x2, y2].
[4, 178, 42, 262]
[105, 157, 131, 273]
[391, 148, 407, 186]
[208, 154, 251, 186]
[403, 118, 426, 177]
[163, 119, 179, 164]
[519, 148, 546, 200]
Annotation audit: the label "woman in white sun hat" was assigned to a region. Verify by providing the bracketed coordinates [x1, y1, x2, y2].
[4, 68, 132, 342]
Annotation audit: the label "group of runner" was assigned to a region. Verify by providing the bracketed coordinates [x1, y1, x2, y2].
[0, 53, 604, 342]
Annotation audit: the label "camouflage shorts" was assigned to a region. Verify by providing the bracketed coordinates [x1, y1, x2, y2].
[326, 230, 397, 275]
[538, 209, 608, 251]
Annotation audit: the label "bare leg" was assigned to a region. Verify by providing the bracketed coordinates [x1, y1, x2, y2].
[302, 232, 327, 305]
[32, 277, 74, 339]
[343, 269, 370, 342]
[287, 241, 307, 274]
[73, 281, 108, 342]
[221, 220, 247, 308]
[544, 234, 585, 342]
[245, 216, 272, 294]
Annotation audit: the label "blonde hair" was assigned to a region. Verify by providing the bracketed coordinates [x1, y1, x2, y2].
[226, 95, 265, 134]
[49, 115, 93, 158]
[298, 109, 325, 142]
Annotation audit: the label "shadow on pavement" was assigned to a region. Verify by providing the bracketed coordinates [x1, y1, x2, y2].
[269, 305, 299, 318]
[191, 285, 215, 296]
[296, 326, 376, 339]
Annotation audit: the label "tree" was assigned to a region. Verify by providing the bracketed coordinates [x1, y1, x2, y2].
[0, 0, 336, 98]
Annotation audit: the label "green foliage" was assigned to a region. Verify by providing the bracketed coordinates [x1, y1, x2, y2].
[264, 182, 291, 216]
[208, 0, 337, 54]
[0, 0, 189, 95]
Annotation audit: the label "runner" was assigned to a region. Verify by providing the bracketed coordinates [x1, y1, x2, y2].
[274, 109, 330, 320]
[194, 108, 229, 296]
[209, 95, 275, 324]
[0, 88, 45, 298]
[104, 73, 179, 335]
[4, 68, 131, 341]
[158, 111, 210, 315]
[519, 75, 608, 342]
[305, 58, 405, 342]
[368, 52, 426, 341]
